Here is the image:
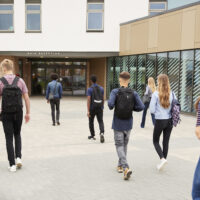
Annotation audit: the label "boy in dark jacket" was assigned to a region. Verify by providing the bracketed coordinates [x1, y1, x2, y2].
[108, 72, 144, 180]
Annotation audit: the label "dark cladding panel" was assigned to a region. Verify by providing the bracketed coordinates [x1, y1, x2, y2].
[0, 0, 14, 3]
[26, 0, 41, 3]
[88, 0, 104, 2]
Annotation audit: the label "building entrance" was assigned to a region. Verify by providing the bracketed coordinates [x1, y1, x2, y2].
[31, 60, 87, 96]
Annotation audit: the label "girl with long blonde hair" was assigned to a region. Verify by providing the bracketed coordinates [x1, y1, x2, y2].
[150, 74, 176, 171]
[141, 77, 156, 128]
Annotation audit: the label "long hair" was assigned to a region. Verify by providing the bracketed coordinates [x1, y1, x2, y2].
[158, 74, 171, 108]
[148, 77, 156, 93]
[195, 97, 200, 111]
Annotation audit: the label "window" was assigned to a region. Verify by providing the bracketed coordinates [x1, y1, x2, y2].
[0, 0, 14, 32]
[87, 0, 104, 32]
[25, 0, 41, 32]
[149, 2, 167, 16]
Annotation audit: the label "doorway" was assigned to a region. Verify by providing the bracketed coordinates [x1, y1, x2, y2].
[31, 60, 87, 96]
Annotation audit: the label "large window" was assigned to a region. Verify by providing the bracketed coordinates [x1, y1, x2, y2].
[107, 49, 200, 113]
[168, 51, 180, 98]
[179, 51, 194, 113]
[87, 0, 104, 32]
[26, 0, 41, 32]
[149, 1, 167, 16]
[0, 0, 14, 32]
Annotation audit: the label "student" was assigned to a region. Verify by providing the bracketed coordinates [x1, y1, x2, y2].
[192, 98, 200, 200]
[150, 74, 175, 171]
[46, 73, 63, 126]
[141, 77, 156, 128]
[87, 75, 105, 143]
[0, 59, 30, 172]
[108, 71, 144, 180]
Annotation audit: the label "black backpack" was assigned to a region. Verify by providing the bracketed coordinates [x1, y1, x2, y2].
[1, 76, 23, 114]
[91, 86, 103, 110]
[115, 88, 135, 119]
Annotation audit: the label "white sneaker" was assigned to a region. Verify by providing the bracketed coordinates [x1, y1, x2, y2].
[16, 158, 22, 169]
[8, 165, 16, 172]
[157, 158, 167, 171]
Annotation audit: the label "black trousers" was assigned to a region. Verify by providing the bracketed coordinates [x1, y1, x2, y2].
[153, 119, 173, 159]
[89, 109, 104, 137]
[50, 99, 60, 123]
[2, 111, 23, 166]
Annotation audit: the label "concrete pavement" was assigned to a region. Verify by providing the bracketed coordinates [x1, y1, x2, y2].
[0, 97, 199, 200]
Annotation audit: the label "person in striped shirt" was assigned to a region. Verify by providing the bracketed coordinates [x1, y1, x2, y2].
[192, 99, 200, 200]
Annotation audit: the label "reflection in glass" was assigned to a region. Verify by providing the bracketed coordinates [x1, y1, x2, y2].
[27, 13, 40, 30]
[137, 55, 146, 97]
[179, 50, 194, 112]
[168, 52, 180, 98]
[129, 56, 137, 90]
[32, 68, 46, 95]
[0, 14, 13, 30]
[193, 50, 200, 112]
[88, 4, 103, 10]
[27, 5, 40, 10]
[0, 5, 13, 10]
[114, 57, 122, 88]
[157, 53, 168, 76]
[146, 54, 156, 80]
[88, 12, 103, 30]
[107, 58, 114, 97]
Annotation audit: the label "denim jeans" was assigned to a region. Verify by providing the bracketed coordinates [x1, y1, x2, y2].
[141, 102, 155, 128]
[50, 99, 60, 123]
[192, 157, 200, 200]
[114, 130, 131, 170]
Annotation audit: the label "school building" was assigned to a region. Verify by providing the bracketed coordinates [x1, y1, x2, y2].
[107, 1, 200, 113]
[0, 0, 148, 97]
[0, 0, 200, 113]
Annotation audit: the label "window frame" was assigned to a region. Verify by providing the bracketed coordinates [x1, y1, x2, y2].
[0, 3, 14, 33]
[149, 1, 167, 16]
[86, 2, 104, 32]
[25, 3, 42, 33]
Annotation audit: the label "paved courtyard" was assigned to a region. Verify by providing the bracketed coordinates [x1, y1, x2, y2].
[0, 97, 199, 200]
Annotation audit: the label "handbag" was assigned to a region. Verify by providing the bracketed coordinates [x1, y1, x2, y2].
[49, 82, 58, 100]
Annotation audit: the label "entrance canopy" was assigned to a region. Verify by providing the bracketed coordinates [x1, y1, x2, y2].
[0, 51, 119, 58]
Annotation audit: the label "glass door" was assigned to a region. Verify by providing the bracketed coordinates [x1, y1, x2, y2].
[73, 68, 86, 95]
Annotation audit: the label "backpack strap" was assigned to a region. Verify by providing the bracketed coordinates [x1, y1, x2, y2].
[12, 76, 20, 86]
[0, 77, 9, 86]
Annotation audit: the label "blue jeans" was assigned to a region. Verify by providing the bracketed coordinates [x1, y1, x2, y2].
[141, 102, 155, 128]
[192, 158, 200, 200]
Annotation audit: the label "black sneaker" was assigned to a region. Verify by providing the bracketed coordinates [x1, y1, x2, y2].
[100, 133, 105, 143]
[52, 123, 56, 126]
[88, 136, 96, 140]
[57, 122, 60, 126]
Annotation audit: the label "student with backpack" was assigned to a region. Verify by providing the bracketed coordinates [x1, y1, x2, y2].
[108, 72, 144, 180]
[141, 77, 156, 128]
[0, 59, 30, 172]
[150, 74, 177, 171]
[192, 98, 200, 200]
[87, 75, 105, 143]
[46, 73, 63, 126]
